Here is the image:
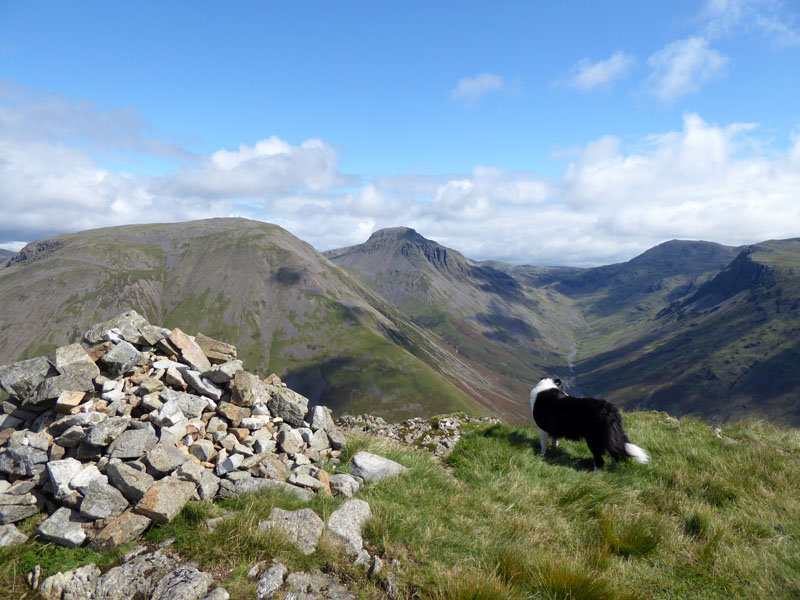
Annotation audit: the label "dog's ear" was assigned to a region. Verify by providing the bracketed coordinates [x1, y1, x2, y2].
[554, 378, 562, 387]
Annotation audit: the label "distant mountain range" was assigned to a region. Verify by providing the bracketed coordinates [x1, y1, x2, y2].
[2, 219, 798, 425]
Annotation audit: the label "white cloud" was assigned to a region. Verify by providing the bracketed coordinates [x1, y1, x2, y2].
[563, 51, 637, 91]
[450, 73, 505, 106]
[646, 37, 729, 102]
[701, 0, 800, 46]
[2, 81, 800, 267]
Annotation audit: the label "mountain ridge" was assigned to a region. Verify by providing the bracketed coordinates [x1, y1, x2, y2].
[2, 220, 799, 424]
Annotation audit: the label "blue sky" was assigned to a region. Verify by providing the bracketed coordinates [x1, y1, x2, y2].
[1, 1, 799, 265]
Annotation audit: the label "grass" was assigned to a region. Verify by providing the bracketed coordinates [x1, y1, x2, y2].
[2, 413, 799, 599]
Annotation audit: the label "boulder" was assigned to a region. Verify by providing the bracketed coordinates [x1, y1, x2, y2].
[108, 428, 158, 459]
[259, 507, 324, 555]
[323, 498, 371, 556]
[0, 523, 28, 547]
[267, 388, 307, 427]
[0, 356, 54, 399]
[167, 328, 212, 372]
[255, 562, 287, 600]
[91, 509, 152, 551]
[349, 451, 407, 482]
[194, 332, 237, 364]
[107, 462, 155, 502]
[99, 341, 143, 375]
[135, 476, 196, 524]
[150, 563, 213, 600]
[80, 479, 129, 520]
[36, 507, 88, 547]
[54, 343, 101, 380]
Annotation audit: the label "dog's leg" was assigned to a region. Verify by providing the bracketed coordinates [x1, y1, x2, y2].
[552, 437, 559, 448]
[609, 456, 617, 469]
[586, 438, 605, 471]
[539, 428, 549, 455]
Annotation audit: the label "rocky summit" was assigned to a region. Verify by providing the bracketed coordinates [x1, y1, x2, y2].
[0, 310, 351, 552]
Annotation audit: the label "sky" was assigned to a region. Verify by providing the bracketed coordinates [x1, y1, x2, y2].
[1, 1, 799, 267]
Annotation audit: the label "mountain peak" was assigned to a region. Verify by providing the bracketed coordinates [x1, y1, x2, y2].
[366, 227, 426, 244]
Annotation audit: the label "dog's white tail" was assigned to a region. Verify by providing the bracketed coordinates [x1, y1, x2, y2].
[624, 443, 650, 464]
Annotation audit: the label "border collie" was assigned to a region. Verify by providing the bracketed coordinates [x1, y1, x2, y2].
[530, 377, 649, 470]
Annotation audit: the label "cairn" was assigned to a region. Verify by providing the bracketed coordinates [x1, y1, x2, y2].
[0, 310, 349, 551]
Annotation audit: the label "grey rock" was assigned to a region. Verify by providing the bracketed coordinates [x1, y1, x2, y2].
[309, 405, 336, 432]
[107, 461, 155, 502]
[268, 388, 308, 427]
[215, 452, 243, 476]
[198, 469, 221, 500]
[183, 370, 224, 401]
[54, 425, 86, 447]
[329, 473, 360, 498]
[108, 428, 158, 459]
[48, 411, 107, 436]
[35, 371, 95, 404]
[91, 549, 177, 600]
[288, 471, 327, 491]
[83, 310, 153, 345]
[135, 476, 196, 523]
[255, 562, 287, 600]
[349, 451, 407, 482]
[100, 341, 143, 375]
[54, 343, 101, 380]
[0, 413, 23, 431]
[36, 507, 88, 547]
[0, 445, 49, 476]
[68, 464, 107, 492]
[80, 479, 129, 520]
[150, 398, 186, 427]
[176, 460, 205, 485]
[194, 332, 237, 364]
[309, 428, 331, 451]
[259, 507, 324, 555]
[327, 428, 347, 451]
[90, 509, 152, 552]
[202, 360, 243, 384]
[323, 498, 371, 556]
[284, 571, 357, 600]
[47, 457, 84, 500]
[200, 588, 230, 600]
[39, 563, 101, 600]
[145, 441, 187, 476]
[0, 356, 54, 399]
[0, 501, 40, 524]
[85, 416, 131, 447]
[189, 439, 216, 462]
[167, 328, 212, 372]
[150, 563, 213, 600]
[277, 428, 305, 455]
[159, 389, 208, 419]
[0, 523, 28, 546]
[230, 370, 268, 407]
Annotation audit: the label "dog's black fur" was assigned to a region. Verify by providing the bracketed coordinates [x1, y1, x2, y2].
[530, 377, 649, 469]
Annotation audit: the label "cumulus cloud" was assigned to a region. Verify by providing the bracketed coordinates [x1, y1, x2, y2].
[450, 73, 506, 106]
[646, 37, 729, 102]
[562, 51, 637, 91]
[701, 0, 800, 46]
[2, 81, 800, 267]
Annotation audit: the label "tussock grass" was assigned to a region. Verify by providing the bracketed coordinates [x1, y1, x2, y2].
[1, 413, 799, 599]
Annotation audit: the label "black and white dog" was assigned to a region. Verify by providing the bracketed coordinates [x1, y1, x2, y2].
[530, 377, 649, 470]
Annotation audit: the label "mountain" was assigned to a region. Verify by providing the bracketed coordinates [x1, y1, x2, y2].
[324, 227, 586, 416]
[559, 239, 800, 424]
[3, 221, 799, 425]
[0, 218, 503, 421]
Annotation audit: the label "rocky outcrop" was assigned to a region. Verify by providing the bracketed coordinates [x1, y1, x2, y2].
[0, 310, 348, 550]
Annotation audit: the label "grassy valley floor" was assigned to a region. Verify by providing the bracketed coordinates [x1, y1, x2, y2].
[2, 413, 799, 599]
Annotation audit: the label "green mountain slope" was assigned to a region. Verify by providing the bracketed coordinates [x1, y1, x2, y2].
[325, 227, 586, 419]
[0, 218, 486, 420]
[569, 239, 800, 424]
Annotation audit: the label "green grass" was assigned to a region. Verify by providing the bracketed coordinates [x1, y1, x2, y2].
[2, 413, 799, 599]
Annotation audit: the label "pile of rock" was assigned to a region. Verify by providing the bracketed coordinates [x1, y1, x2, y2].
[0, 310, 350, 551]
[338, 413, 499, 457]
